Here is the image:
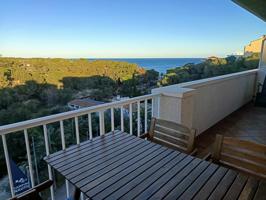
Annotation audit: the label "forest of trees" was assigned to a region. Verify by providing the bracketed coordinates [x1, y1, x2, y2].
[0, 58, 159, 126]
[160, 53, 259, 86]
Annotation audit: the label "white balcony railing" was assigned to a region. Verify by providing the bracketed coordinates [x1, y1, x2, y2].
[0, 93, 161, 199]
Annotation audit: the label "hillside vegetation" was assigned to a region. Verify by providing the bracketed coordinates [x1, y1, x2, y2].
[0, 58, 145, 88]
[160, 53, 259, 86]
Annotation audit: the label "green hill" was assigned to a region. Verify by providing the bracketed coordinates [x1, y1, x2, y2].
[0, 58, 145, 88]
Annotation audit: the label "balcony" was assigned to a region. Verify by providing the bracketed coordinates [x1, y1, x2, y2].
[0, 68, 265, 199]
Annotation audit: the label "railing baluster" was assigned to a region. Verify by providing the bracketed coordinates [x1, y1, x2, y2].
[120, 106, 124, 132]
[157, 96, 160, 118]
[88, 113, 93, 139]
[24, 129, 35, 187]
[129, 103, 133, 135]
[59, 121, 70, 199]
[111, 108, 114, 132]
[99, 111, 105, 135]
[60, 121, 66, 150]
[137, 101, 141, 136]
[43, 124, 55, 200]
[81, 192, 85, 200]
[65, 180, 70, 199]
[144, 99, 148, 133]
[74, 117, 80, 144]
[2, 134, 15, 197]
[151, 98, 154, 117]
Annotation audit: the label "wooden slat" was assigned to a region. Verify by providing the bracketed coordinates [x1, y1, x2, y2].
[155, 118, 190, 134]
[79, 143, 164, 192]
[68, 140, 156, 184]
[148, 158, 202, 200]
[163, 161, 210, 200]
[223, 145, 266, 166]
[52, 133, 133, 169]
[96, 153, 182, 199]
[81, 145, 168, 197]
[152, 137, 187, 152]
[52, 131, 126, 166]
[208, 169, 238, 200]
[154, 124, 189, 139]
[178, 163, 218, 200]
[148, 118, 156, 138]
[238, 178, 259, 200]
[149, 118, 195, 154]
[63, 138, 149, 180]
[220, 153, 266, 178]
[153, 129, 188, 146]
[223, 137, 266, 153]
[132, 155, 193, 200]
[84, 148, 174, 198]
[92, 152, 177, 199]
[193, 167, 228, 200]
[212, 134, 224, 161]
[45, 130, 121, 163]
[253, 180, 266, 200]
[223, 173, 248, 200]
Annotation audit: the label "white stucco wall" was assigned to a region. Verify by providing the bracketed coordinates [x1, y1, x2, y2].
[152, 69, 258, 135]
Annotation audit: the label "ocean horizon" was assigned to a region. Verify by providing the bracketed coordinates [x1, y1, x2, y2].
[90, 58, 204, 74]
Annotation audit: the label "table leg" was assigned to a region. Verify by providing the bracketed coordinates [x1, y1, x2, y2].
[74, 188, 81, 200]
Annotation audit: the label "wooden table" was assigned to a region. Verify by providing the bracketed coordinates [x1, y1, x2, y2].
[44, 130, 266, 200]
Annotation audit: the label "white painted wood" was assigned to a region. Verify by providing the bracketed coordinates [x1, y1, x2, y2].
[151, 98, 154, 117]
[0, 94, 159, 135]
[88, 113, 92, 139]
[99, 111, 105, 135]
[157, 96, 160, 118]
[59, 121, 65, 150]
[137, 101, 141, 136]
[2, 134, 15, 197]
[74, 117, 80, 144]
[59, 121, 70, 199]
[144, 99, 148, 133]
[66, 180, 70, 199]
[24, 129, 35, 187]
[111, 108, 114, 132]
[129, 103, 133, 135]
[43, 125, 55, 200]
[120, 106, 124, 132]
[81, 192, 85, 200]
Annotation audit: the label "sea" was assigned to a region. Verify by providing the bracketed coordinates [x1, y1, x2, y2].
[91, 58, 203, 74]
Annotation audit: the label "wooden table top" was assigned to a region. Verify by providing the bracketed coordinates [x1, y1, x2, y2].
[44, 130, 266, 200]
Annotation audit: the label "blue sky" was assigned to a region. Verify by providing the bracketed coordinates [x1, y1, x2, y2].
[0, 0, 265, 58]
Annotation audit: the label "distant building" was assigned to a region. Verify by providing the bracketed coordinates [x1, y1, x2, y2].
[68, 98, 104, 110]
[244, 35, 266, 57]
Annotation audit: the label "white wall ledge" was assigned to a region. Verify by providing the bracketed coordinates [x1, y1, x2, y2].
[153, 69, 258, 93]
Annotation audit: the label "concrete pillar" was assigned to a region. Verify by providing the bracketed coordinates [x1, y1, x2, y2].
[152, 87, 195, 129]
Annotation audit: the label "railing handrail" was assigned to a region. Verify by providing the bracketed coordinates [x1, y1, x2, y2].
[0, 93, 160, 135]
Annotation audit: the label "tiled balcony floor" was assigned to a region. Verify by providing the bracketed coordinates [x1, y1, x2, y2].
[196, 102, 266, 157]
